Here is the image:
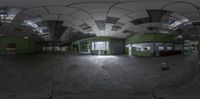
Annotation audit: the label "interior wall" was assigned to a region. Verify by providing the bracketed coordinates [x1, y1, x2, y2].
[0, 36, 39, 54]
[125, 33, 183, 57]
[126, 33, 178, 44]
[198, 39, 200, 55]
[109, 39, 125, 54]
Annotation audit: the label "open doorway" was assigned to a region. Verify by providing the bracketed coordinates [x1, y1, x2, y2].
[7, 43, 16, 54]
[184, 40, 199, 55]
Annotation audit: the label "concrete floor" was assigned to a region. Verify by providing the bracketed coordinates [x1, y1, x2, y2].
[0, 53, 199, 99]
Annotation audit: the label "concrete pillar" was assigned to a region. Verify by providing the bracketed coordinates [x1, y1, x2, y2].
[128, 45, 132, 55]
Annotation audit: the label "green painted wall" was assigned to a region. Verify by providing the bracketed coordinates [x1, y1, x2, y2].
[126, 33, 181, 44]
[125, 33, 183, 57]
[198, 39, 200, 55]
[132, 51, 153, 57]
[0, 36, 39, 54]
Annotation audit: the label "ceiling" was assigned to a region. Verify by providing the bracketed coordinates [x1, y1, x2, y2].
[0, 0, 200, 42]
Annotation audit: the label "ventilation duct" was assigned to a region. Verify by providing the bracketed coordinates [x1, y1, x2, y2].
[147, 9, 167, 22]
[122, 30, 136, 34]
[111, 22, 125, 31]
[192, 21, 200, 26]
[36, 22, 44, 27]
[147, 27, 159, 31]
[79, 23, 92, 31]
[95, 20, 106, 30]
[111, 26, 121, 31]
[106, 16, 119, 24]
[131, 17, 151, 25]
[114, 22, 125, 27]
[47, 20, 68, 39]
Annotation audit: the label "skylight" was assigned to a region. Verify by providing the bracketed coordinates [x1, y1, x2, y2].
[168, 13, 190, 28]
[106, 17, 119, 24]
[170, 21, 183, 27]
[0, 14, 13, 23]
[23, 18, 52, 41]
[131, 17, 151, 25]
[0, 8, 22, 23]
[24, 20, 39, 28]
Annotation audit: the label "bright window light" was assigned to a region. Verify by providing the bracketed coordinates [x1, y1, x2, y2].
[92, 41, 109, 50]
[6, 15, 15, 20]
[24, 20, 38, 28]
[23, 19, 52, 41]
[171, 21, 183, 27]
[95, 42, 106, 50]
[182, 18, 189, 23]
[158, 46, 165, 50]
[24, 37, 29, 39]
[0, 8, 22, 23]
[166, 46, 172, 50]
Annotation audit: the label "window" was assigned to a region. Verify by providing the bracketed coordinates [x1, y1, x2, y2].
[135, 47, 141, 51]
[144, 47, 151, 51]
[7, 43, 16, 50]
[106, 16, 119, 24]
[92, 41, 109, 50]
[0, 8, 22, 23]
[132, 43, 152, 51]
[24, 20, 39, 28]
[171, 21, 183, 27]
[166, 43, 173, 50]
[131, 17, 150, 25]
[166, 46, 172, 50]
[158, 46, 165, 50]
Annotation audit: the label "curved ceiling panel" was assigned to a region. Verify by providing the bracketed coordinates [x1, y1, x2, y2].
[128, 11, 149, 19]
[21, 7, 48, 17]
[84, 18, 96, 26]
[72, 19, 84, 25]
[115, 1, 168, 11]
[59, 15, 75, 22]
[108, 7, 132, 18]
[70, 11, 91, 20]
[163, 3, 197, 15]
[71, 2, 114, 13]
[62, 21, 74, 27]
[41, 15, 59, 21]
[46, 7, 77, 15]
[72, 25, 83, 32]
[184, 12, 200, 21]
[0, 0, 200, 42]
[91, 13, 106, 20]
[13, 14, 31, 23]
[118, 16, 132, 23]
